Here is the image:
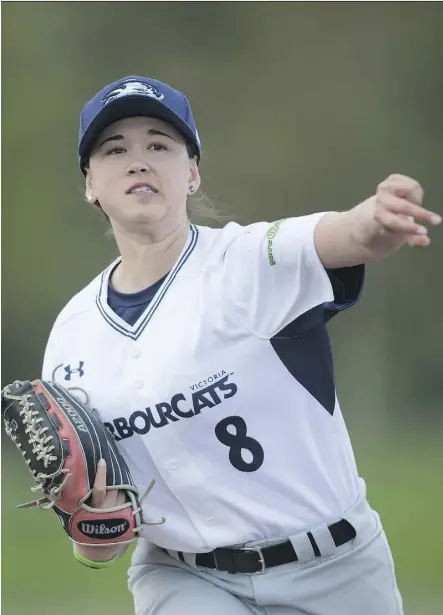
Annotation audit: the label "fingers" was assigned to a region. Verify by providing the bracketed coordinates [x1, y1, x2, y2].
[376, 193, 441, 228]
[91, 459, 125, 509]
[376, 210, 428, 236]
[91, 458, 107, 508]
[377, 174, 424, 206]
[406, 234, 431, 248]
[375, 175, 441, 247]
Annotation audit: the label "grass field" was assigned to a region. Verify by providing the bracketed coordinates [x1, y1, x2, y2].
[2, 433, 442, 615]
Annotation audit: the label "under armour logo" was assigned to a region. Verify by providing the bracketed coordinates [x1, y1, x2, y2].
[64, 362, 85, 381]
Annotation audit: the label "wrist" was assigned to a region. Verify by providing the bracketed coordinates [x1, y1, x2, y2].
[73, 542, 120, 562]
[73, 542, 120, 568]
[350, 198, 404, 257]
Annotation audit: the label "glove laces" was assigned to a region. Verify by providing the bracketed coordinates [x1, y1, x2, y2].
[4, 380, 168, 530]
[3, 380, 69, 509]
[3, 381, 58, 470]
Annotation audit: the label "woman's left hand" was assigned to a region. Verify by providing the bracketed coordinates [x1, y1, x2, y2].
[374, 174, 441, 248]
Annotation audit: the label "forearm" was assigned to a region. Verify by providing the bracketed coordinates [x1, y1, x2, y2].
[313, 200, 396, 269]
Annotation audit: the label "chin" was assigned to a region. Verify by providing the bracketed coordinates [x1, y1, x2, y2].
[126, 202, 171, 227]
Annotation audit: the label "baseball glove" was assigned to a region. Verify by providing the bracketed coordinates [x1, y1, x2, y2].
[1, 379, 164, 547]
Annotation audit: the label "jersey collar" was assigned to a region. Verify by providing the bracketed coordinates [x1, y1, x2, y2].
[96, 224, 199, 340]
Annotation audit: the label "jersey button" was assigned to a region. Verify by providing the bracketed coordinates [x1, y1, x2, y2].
[134, 380, 144, 389]
[167, 461, 178, 471]
[206, 517, 218, 526]
[131, 349, 141, 359]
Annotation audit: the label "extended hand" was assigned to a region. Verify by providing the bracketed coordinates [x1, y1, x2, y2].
[374, 174, 441, 248]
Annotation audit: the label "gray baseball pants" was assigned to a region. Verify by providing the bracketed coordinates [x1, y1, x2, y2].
[127, 485, 404, 615]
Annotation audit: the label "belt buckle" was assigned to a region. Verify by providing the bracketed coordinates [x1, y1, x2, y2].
[241, 546, 266, 575]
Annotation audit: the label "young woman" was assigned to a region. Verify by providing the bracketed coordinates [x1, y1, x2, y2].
[42, 75, 440, 615]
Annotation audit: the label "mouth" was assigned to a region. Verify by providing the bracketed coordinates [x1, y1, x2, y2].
[126, 182, 159, 195]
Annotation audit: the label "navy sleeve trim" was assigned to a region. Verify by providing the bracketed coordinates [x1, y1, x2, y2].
[325, 264, 365, 314]
[273, 264, 365, 339]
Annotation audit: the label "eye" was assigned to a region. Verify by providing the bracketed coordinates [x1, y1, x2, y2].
[149, 142, 168, 152]
[105, 146, 125, 155]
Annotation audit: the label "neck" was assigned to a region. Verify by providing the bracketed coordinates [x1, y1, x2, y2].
[110, 216, 190, 293]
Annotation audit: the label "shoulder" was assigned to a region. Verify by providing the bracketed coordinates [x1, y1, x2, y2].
[195, 215, 324, 272]
[50, 261, 117, 332]
[196, 215, 325, 254]
[196, 220, 267, 245]
[195, 221, 268, 266]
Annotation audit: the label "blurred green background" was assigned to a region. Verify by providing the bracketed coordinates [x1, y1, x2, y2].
[2, 3, 443, 614]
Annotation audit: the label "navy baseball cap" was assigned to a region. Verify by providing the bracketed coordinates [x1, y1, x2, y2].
[78, 75, 201, 174]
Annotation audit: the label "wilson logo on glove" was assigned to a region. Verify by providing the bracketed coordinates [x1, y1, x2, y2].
[78, 518, 130, 538]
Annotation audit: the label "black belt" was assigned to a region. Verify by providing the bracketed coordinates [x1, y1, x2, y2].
[163, 519, 356, 574]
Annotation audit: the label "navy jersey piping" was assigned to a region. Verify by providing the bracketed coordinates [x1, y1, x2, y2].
[95, 225, 199, 340]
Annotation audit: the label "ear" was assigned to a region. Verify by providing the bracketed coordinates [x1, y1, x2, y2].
[85, 169, 97, 203]
[187, 158, 201, 195]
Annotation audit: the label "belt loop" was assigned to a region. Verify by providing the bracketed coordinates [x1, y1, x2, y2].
[306, 532, 321, 557]
[309, 524, 337, 558]
[288, 531, 316, 564]
[182, 551, 198, 567]
[165, 549, 181, 563]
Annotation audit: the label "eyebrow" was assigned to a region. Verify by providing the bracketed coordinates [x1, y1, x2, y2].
[98, 128, 176, 149]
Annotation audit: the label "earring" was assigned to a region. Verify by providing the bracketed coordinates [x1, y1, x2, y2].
[86, 191, 94, 203]
[188, 185, 195, 195]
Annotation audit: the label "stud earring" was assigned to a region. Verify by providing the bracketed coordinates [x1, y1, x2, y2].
[188, 185, 195, 195]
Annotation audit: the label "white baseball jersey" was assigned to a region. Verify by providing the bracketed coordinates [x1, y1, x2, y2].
[42, 214, 364, 553]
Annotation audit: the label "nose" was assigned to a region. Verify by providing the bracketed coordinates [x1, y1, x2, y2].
[125, 160, 151, 175]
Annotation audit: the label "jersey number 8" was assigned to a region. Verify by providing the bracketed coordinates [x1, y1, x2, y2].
[215, 416, 264, 472]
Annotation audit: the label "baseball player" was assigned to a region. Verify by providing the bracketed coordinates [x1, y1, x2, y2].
[40, 75, 440, 615]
